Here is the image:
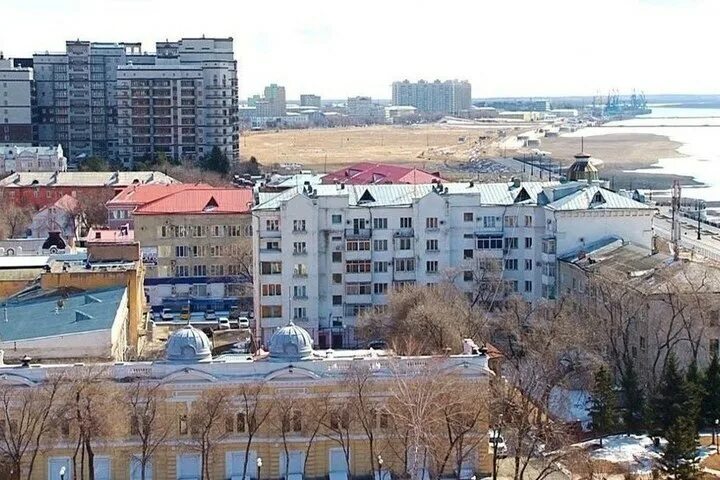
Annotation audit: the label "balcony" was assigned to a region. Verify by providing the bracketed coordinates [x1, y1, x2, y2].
[393, 228, 414, 238]
[345, 228, 371, 239]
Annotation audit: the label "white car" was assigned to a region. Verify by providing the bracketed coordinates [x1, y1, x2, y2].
[157, 308, 174, 321]
[488, 431, 508, 458]
[217, 317, 230, 330]
[204, 309, 217, 321]
[237, 316, 250, 329]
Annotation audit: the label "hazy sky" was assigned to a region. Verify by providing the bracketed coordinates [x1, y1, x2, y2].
[1, 0, 717, 100]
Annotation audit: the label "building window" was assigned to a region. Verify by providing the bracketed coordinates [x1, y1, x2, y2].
[332, 273, 343, 284]
[463, 249, 473, 260]
[483, 216, 497, 228]
[332, 251, 342, 263]
[174, 266, 189, 277]
[524, 280, 532, 293]
[525, 259, 533, 270]
[347, 240, 370, 251]
[293, 220, 306, 232]
[192, 265, 207, 276]
[346, 260, 371, 273]
[525, 237, 533, 249]
[463, 271, 473, 282]
[426, 239, 438, 251]
[394, 258, 415, 272]
[373, 239, 388, 251]
[261, 306, 282, 318]
[504, 259, 518, 270]
[400, 217, 412, 229]
[524, 215, 533, 227]
[266, 219, 279, 231]
[260, 261, 282, 275]
[373, 218, 387, 229]
[504, 216, 518, 227]
[332, 295, 342, 305]
[426, 261, 438, 273]
[293, 285, 307, 298]
[293, 307, 307, 320]
[373, 283, 388, 295]
[504, 237, 518, 250]
[463, 212, 474, 222]
[398, 238, 411, 250]
[477, 236, 503, 249]
[266, 241, 279, 251]
[426, 217, 438, 229]
[179, 415, 188, 435]
[262, 284, 282, 296]
[293, 242, 307, 254]
[331, 214, 342, 224]
[346, 282, 372, 295]
[293, 264, 308, 277]
[374, 261, 388, 273]
[175, 245, 189, 257]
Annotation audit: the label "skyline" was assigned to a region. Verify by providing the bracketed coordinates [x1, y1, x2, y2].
[1, 0, 718, 100]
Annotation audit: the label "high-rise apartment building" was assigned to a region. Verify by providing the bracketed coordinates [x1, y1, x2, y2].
[259, 83, 286, 117]
[0, 56, 33, 146]
[300, 94, 321, 108]
[391, 79, 472, 115]
[32, 37, 238, 166]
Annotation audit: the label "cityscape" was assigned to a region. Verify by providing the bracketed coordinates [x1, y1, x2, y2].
[1, 1, 720, 480]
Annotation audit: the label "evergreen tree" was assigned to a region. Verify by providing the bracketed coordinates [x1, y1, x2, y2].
[685, 359, 705, 429]
[660, 416, 699, 480]
[621, 359, 645, 433]
[703, 352, 720, 430]
[202, 146, 230, 175]
[651, 353, 697, 436]
[589, 366, 619, 446]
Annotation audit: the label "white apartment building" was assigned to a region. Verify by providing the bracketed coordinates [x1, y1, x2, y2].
[0, 144, 67, 174]
[0, 57, 33, 146]
[252, 180, 654, 348]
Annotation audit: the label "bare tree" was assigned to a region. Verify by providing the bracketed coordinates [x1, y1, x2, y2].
[320, 397, 354, 474]
[0, 374, 65, 480]
[187, 388, 232, 480]
[0, 203, 33, 239]
[124, 381, 174, 480]
[233, 383, 274, 480]
[73, 189, 115, 234]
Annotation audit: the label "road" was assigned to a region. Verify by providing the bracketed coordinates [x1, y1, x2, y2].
[653, 208, 720, 261]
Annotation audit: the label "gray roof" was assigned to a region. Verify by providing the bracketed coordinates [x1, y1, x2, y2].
[254, 180, 649, 211]
[0, 287, 127, 342]
[0, 171, 176, 187]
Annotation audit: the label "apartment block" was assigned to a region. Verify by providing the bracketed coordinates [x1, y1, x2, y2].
[391, 79, 472, 115]
[0, 56, 33, 146]
[300, 93, 321, 108]
[252, 180, 653, 348]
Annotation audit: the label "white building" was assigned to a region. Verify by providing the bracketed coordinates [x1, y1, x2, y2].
[252, 179, 654, 348]
[0, 57, 33, 146]
[0, 144, 67, 174]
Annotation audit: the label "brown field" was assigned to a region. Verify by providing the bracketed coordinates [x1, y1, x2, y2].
[241, 125, 513, 171]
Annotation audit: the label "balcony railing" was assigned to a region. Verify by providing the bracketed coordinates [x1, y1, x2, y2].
[345, 228, 371, 239]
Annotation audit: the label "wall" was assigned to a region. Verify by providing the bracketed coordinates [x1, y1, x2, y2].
[0, 329, 113, 362]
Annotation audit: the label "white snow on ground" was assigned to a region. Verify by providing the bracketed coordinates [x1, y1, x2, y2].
[574, 435, 664, 474]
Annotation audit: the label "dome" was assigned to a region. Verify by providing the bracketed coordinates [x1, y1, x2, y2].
[567, 152, 599, 182]
[165, 325, 212, 362]
[268, 321, 314, 361]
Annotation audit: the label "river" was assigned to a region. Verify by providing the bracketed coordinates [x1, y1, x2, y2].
[565, 107, 720, 200]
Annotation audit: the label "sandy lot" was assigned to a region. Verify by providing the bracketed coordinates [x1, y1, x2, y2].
[242, 125, 513, 171]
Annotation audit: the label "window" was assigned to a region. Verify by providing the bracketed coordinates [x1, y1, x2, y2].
[192, 265, 207, 276]
[504, 237, 518, 250]
[332, 295, 342, 305]
[347, 240, 370, 251]
[130, 456, 153, 480]
[373, 217, 387, 229]
[209, 245, 222, 257]
[262, 284, 282, 296]
[400, 217, 412, 229]
[266, 241, 279, 251]
[293, 307, 307, 320]
[261, 305, 282, 318]
[525, 237, 533, 249]
[482, 216, 497, 228]
[463, 249, 473, 260]
[463, 212, 474, 222]
[332, 273, 343, 284]
[398, 238, 411, 250]
[346, 260, 371, 273]
[543, 238, 557, 254]
[293, 264, 308, 276]
[374, 261, 388, 273]
[179, 415, 188, 435]
[477, 236, 503, 249]
[524, 280, 532, 293]
[426, 260, 438, 273]
[332, 214, 342, 224]
[175, 245, 189, 257]
[426, 217, 438, 229]
[332, 251, 342, 262]
[293, 242, 307, 254]
[174, 265, 189, 277]
[374, 239, 388, 251]
[260, 262, 282, 274]
[394, 258, 415, 272]
[504, 216, 518, 227]
[191, 245, 206, 257]
[291, 285, 306, 298]
[424, 239, 438, 252]
[463, 271, 473, 282]
[293, 220, 306, 232]
[266, 219, 279, 231]
[374, 283, 388, 295]
[346, 282, 372, 295]
[282, 410, 303, 433]
[504, 259, 518, 270]
[524, 259, 533, 271]
[524, 215, 533, 227]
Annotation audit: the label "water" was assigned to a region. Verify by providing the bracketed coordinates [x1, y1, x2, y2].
[565, 107, 720, 200]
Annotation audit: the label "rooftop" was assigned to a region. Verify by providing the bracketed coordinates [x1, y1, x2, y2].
[107, 183, 211, 207]
[321, 162, 443, 185]
[0, 171, 177, 188]
[86, 227, 134, 243]
[0, 286, 127, 342]
[133, 187, 253, 215]
[0, 145, 63, 156]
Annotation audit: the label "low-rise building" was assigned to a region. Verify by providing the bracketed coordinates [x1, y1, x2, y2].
[106, 183, 210, 228]
[27, 194, 81, 243]
[0, 145, 67, 174]
[321, 163, 443, 185]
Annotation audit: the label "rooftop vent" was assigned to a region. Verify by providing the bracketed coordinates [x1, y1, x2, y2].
[75, 311, 93, 322]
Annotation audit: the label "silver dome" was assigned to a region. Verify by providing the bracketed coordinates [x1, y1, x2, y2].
[268, 321, 314, 361]
[166, 325, 212, 362]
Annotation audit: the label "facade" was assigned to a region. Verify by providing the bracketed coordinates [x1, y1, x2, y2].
[391, 79, 471, 115]
[0, 144, 67, 174]
[0, 322, 492, 480]
[0, 56, 33, 146]
[131, 187, 253, 311]
[116, 38, 239, 167]
[0, 170, 176, 209]
[28, 194, 81, 242]
[253, 180, 654, 347]
[260, 83, 286, 117]
[300, 94, 321, 108]
[346, 96, 381, 122]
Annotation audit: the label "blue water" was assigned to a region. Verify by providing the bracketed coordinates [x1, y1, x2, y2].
[566, 107, 720, 200]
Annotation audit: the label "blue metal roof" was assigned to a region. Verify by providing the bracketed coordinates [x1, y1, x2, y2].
[0, 287, 127, 342]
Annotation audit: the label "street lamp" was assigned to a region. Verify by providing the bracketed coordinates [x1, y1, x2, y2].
[492, 414, 504, 480]
[697, 199, 703, 240]
[257, 457, 263, 480]
[377, 454, 384, 480]
[59, 466, 66, 480]
[715, 420, 719, 454]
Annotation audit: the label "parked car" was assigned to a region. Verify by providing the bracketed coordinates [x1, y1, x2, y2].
[488, 430, 508, 458]
[180, 305, 191, 321]
[204, 308, 217, 321]
[217, 317, 230, 330]
[237, 316, 250, 329]
[156, 308, 174, 321]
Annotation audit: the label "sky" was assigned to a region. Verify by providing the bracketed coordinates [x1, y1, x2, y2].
[1, 0, 718, 100]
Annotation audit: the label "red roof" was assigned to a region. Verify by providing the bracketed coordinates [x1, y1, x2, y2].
[321, 163, 442, 185]
[86, 227, 135, 243]
[107, 183, 212, 207]
[39, 194, 79, 213]
[133, 188, 254, 215]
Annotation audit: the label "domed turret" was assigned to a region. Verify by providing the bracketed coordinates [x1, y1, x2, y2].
[268, 321, 314, 361]
[566, 152, 599, 182]
[166, 324, 212, 362]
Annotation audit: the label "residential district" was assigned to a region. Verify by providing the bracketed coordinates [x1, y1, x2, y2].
[0, 37, 716, 480]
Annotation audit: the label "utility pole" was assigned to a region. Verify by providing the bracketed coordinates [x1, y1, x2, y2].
[697, 198, 702, 240]
[671, 180, 682, 260]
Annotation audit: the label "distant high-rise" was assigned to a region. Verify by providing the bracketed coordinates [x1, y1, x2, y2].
[391, 79, 471, 115]
[300, 94, 321, 108]
[256, 84, 285, 117]
[0, 56, 33, 146]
